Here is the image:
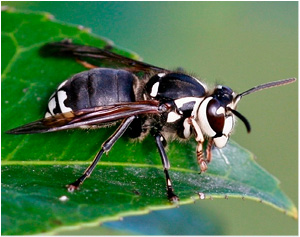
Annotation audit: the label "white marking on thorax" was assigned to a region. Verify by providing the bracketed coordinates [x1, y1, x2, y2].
[174, 97, 202, 109]
[167, 111, 181, 123]
[150, 82, 160, 97]
[174, 97, 204, 118]
[57, 90, 72, 113]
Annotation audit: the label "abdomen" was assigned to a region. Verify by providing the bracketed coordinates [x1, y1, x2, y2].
[45, 68, 136, 117]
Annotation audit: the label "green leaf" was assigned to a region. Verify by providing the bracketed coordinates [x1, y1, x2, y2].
[2, 8, 297, 235]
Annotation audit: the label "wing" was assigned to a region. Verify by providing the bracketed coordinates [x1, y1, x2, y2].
[6, 101, 161, 134]
[40, 40, 169, 74]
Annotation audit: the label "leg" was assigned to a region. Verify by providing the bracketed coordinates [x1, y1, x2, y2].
[154, 133, 179, 202]
[67, 116, 136, 192]
[196, 141, 208, 173]
[205, 138, 213, 164]
[198, 138, 214, 172]
[188, 117, 207, 173]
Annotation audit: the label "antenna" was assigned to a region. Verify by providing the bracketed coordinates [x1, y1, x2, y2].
[234, 78, 296, 105]
[231, 77, 296, 133]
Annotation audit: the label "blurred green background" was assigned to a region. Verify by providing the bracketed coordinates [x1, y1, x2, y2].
[3, 1, 297, 235]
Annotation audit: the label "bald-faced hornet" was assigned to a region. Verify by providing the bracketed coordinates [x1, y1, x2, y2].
[7, 41, 296, 202]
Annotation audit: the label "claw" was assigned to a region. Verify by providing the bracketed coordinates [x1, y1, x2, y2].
[168, 191, 180, 203]
[199, 159, 208, 173]
[66, 180, 81, 192]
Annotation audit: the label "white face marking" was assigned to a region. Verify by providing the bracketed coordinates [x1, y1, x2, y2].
[150, 82, 160, 97]
[214, 135, 228, 148]
[223, 115, 234, 135]
[157, 73, 166, 78]
[167, 111, 181, 123]
[198, 97, 216, 137]
[57, 80, 68, 90]
[216, 107, 225, 115]
[48, 97, 56, 115]
[57, 90, 72, 113]
[231, 93, 240, 108]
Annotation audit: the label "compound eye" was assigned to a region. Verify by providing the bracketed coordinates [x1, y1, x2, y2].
[207, 99, 225, 136]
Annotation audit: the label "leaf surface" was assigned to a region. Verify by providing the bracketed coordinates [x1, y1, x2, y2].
[1, 8, 297, 235]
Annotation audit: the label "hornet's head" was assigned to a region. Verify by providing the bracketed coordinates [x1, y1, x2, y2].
[197, 78, 296, 148]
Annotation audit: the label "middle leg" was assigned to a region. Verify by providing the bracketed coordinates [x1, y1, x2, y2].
[154, 132, 179, 202]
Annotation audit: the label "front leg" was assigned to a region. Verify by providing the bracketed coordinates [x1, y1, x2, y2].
[196, 141, 208, 173]
[205, 138, 213, 164]
[188, 117, 210, 173]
